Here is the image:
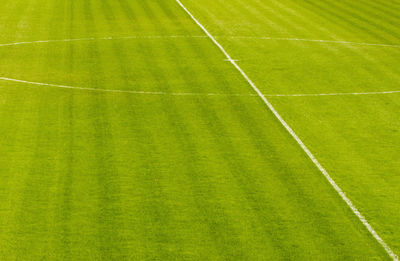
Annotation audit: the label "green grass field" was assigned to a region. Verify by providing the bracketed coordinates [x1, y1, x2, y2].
[1, 0, 399, 259]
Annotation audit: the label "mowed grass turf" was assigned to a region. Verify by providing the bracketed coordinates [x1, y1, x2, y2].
[0, 0, 398, 260]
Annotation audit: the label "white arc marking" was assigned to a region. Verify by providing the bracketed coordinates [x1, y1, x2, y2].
[266, 90, 400, 97]
[0, 35, 208, 48]
[231, 36, 400, 48]
[1, 35, 399, 49]
[175, 0, 398, 259]
[2, 75, 400, 97]
[0, 76, 253, 96]
[3, 34, 399, 98]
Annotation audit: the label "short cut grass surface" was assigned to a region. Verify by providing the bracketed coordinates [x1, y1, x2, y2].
[0, 0, 399, 260]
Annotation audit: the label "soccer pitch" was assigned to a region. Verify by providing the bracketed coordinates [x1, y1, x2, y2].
[0, 0, 399, 259]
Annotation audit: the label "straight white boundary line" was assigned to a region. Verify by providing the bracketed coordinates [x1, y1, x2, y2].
[2, 75, 400, 97]
[175, 0, 398, 259]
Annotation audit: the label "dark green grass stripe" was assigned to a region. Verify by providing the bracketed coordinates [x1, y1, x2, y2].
[115, 0, 137, 22]
[164, 36, 238, 94]
[318, 0, 400, 40]
[13, 96, 54, 259]
[271, 1, 400, 82]
[0, 0, 32, 42]
[330, 0, 400, 32]
[0, 91, 33, 220]
[366, 0, 400, 14]
[187, 0, 400, 98]
[90, 95, 127, 260]
[270, 0, 363, 40]
[138, 0, 239, 95]
[156, 104, 255, 259]
[6, 2, 58, 257]
[156, 0, 180, 20]
[99, 0, 117, 24]
[155, 1, 241, 93]
[149, 32, 275, 258]
[0, 93, 23, 197]
[110, 47, 173, 260]
[133, 37, 234, 261]
[99, 1, 178, 258]
[191, 98, 358, 258]
[46, 0, 73, 257]
[302, 0, 398, 42]
[250, 0, 363, 40]
[0, 91, 41, 259]
[219, 0, 400, 105]
[242, 0, 315, 37]
[11, 5, 65, 249]
[126, 3, 249, 257]
[84, 0, 129, 258]
[300, 0, 382, 40]
[100, 8, 247, 256]
[54, 94, 74, 260]
[107, 50, 175, 259]
[152, 99, 246, 258]
[149, 2, 252, 95]
[50, 0, 70, 40]
[145, 75, 246, 259]
[201, 2, 400, 95]
[232, 0, 308, 36]
[217, 0, 289, 36]
[349, 0, 400, 25]
[386, 0, 400, 7]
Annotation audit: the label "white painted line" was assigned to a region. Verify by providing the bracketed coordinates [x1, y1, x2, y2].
[2, 75, 400, 98]
[266, 90, 400, 97]
[0, 76, 253, 97]
[0, 35, 208, 47]
[1, 35, 400, 98]
[230, 36, 400, 48]
[1, 35, 399, 49]
[175, 0, 398, 260]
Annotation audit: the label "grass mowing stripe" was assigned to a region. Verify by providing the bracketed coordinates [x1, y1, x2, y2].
[1, 0, 398, 258]
[321, 0, 400, 39]
[340, 1, 400, 31]
[117, 3, 241, 256]
[302, 0, 395, 43]
[175, 0, 398, 259]
[358, 0, 400, 22]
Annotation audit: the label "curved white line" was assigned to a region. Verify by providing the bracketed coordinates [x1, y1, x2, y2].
[0, 35, 399, 48]
[266, 90, 400, 97]
[231, 36, 400, 48]
[0, 35, 208, 47]
[1, 76, 400, 97]
[1, 35, 399, 97]
[0, 76, 253, 96]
